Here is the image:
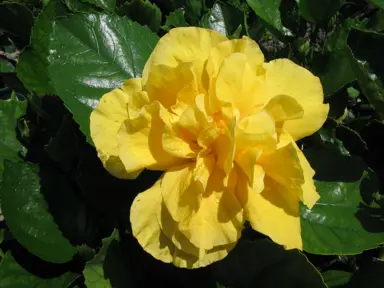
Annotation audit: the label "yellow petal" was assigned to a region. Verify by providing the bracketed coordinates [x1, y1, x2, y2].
[203, 36, 264, 112]
[205, 36, 264, 77]
[236, 171, 302, 249]
[161, 156, 215, 223]
[162, 124, 197, 158]
[179, 167, 244, 250]
[142, 27, 228, 89]
[90, 79, 143, 179]
[278, 131, 320, 209]
[131, 178, 236, 269]
[145, 62, 199, 110]
[158, 202, 236, 268]
[214, 116, 236, 174]
[161, 163, 199, 223]
[261, 59, 329, 140]
[118, 101, 185, 172]
[215, 53, 263, 116]
[235, 150, 265, 192]
[177, 103, 208, 139]
[263, 94, 304, 122]
[257, 142, 304, 190]
[236, 110, 277, 150]
[130, 180, 174, 263]
[161, 161, 244, 250]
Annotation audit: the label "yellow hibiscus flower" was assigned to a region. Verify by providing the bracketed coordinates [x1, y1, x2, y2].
[90, 27, 329, 269]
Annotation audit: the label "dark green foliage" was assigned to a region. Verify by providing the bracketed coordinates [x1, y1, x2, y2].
[1, 0, 384, 287]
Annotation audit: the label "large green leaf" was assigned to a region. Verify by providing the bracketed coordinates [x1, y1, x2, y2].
[0, 96, 26, 163]
[348, 55, 384, 119]
[46, 13, 159, 142]
[212, 238, 326, 288]
[64, 0, 96, 11]
[0, 161, 76, 263]
[314, 48, 356, 96]
[200, 2, 243, 38]
[0, 95, 26, 182]
[120, 0, 162, 33]
[368, 0, 384, 9]
[162, 9, 189, 31]
[367, 10, 384, 32]
[348, 28, 384, 80]
[0, 252, 79, 288]
[246, 0, 287, 34]
[0, 59, 15, 73]
[298, 0, 341, 25]
[83, 230, 133, 288]
[301, 149, 384, 254]
[16, 1, 68, 95]
[81, 0, 116, 11]
[347, 29, 384, 119]
[322, 270, 352, 288]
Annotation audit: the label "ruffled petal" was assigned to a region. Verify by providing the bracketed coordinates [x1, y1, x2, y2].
[235, 150, 265, 192]
[90, 79, 143, 179]
[214, 115, 236, 174]
[130, 179, 236, 269]
[263, 94, 304, 122]
[118, 101, 185, 173]
[179, 167, 244, 250]
[260, 59, 329, 140]
[145, 62, 199, 110]
[142, 27, 228, 89]
[161, 161, 244, 251]
[236, 171, 302, 250]
[278, 131, 320, 209]
[130, 180, 174, 263]
[203, 36, 264, 112]
[257, 142, 304, 190]
[236, 110, 277, 150]
[215, 53, 263, 116]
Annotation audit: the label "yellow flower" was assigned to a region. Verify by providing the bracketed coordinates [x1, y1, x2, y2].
[90, 27, 329, 268]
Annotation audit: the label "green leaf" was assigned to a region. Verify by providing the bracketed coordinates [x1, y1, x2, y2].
[322, 270, 352, 288]
[200, 2, 243, 37]
[298, 0, 341, 25]
[246, 0, 287, 34]
[213, 239, 326, 288]
[368, 0, 384, 9]
[184, 0, 202, 26]
[301, 149, 384, 255]
[162, 9, 189, 31]
[16, 1, 68, 95]
[347, 52, 384, 119]
[324, 17, 364, 53]
[0, 2, 34, 47]
[347, 87, 360, 99]
[0, 252, 79, 288]
[64, 0, 96, 12]
[367, 9, 384, 32]
[0, 95, 26, 182]
[347, 29, 384, 118]
[81, 0, 116, 11]
[0, 161, 76, 263]
[120, 0, 162, 32]
[0, 58, 15, 73]
[348, 28, 384, 80]
[313, 48, 356, 96]
[83, 230, 133, 288]
[46, 13, 159, 142]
